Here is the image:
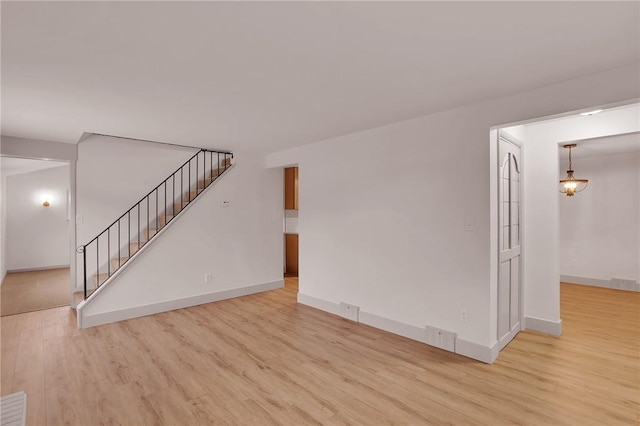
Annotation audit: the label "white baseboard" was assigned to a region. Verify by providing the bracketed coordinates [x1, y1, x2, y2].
[456, 338, 499, 364]
[297, 292, 494, 364]
[524, 316, 562, 336]
[561, 275, 639, 292]
[7, 264, 70, 273]
[79, 279, 283, 328]
[297, 293, 340, 315]
[358, 311, 425, 342]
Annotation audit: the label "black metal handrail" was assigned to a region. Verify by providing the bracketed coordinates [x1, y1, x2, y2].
[77, 148, 233, 300]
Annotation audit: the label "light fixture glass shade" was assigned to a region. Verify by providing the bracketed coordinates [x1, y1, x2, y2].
[559, 144, 588, 197]
[559, 170, 588, 196]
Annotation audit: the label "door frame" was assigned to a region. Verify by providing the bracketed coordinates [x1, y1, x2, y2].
[496, 129, 525, 349]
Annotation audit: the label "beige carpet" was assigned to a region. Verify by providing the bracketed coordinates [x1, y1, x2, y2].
[0, 268, 70, 317]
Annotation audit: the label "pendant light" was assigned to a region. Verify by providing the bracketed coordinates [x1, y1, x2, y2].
[559, 144, 588, 196]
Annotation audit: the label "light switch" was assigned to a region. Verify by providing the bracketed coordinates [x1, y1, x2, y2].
[76, 215, 84, 224]
[221, 200, 230, 208]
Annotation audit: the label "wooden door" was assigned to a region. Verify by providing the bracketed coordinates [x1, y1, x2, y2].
[498, 135, 522, 350]
[284, 167, 298, 210]
[285, 234, 299, 276]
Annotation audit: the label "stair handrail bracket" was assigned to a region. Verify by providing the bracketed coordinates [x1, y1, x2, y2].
[78, 149, 233, 300]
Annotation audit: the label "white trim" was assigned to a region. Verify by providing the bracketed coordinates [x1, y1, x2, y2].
[561, 275, 609, 287]
[524, 316, 562, 335]
[297, 293, 495, 364]
[297, 292, 340, 315]
[7, 264, 70, 273]
[358, 311, 425, 343]
[456, 338, 499, 364]
[79, 279, 283, 328]
[561, 275, 640, 292]
[497, 326, 520, 351]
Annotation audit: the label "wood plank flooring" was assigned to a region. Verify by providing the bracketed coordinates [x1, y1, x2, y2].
[1, 279, 638, 425]
[1, 268, 70, 317]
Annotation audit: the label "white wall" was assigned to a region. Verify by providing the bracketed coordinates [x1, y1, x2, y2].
[559, 151, 639, 284]
[266, 63, 640, 362]
[79, 150, 284, 326]
[6, 165, 70, 270]
[76, 135, 197, 288]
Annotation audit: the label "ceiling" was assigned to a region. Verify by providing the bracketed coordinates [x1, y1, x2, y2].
[1, 157, 68, 177]
[2, 2, 639, 154]
[559, 132, 640, 160]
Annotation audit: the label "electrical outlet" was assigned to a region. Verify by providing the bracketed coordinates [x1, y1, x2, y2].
[221, 200, 230, 208]
[76, 214, 84, 224]
[570, 259, 577, 268]
[459, 308, 468, 323]
[204, 273, 213, 284]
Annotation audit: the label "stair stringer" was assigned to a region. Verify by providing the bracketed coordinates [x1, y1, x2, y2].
[76, 163, 283, 328]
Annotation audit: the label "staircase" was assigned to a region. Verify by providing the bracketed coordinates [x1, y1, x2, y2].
[77, 149, 233, 301]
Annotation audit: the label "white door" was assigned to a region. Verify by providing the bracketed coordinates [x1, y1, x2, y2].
[498, 135, 522, 350]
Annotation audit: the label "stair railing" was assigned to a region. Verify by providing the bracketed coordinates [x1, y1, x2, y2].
[76, 149, 233, 300]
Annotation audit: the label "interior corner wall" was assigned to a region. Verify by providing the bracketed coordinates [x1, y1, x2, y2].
[6, 165, 70, 270]
[559, 151, 640, 283]
[79, 150, 284, 324]
[266, 63, 640, 359]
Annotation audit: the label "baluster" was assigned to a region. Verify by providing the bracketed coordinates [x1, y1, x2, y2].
[107, 228, 111, 276]
[96, 235, 99, 288]
[83, 246, 87, 299]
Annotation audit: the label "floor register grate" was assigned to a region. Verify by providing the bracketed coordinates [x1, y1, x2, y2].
[0, 391, 26, 426]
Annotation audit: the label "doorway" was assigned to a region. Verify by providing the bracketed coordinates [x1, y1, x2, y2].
[1, 156, 71, 316]
[284, 166, 299, 278]
[495, 102, 640, 343]
[557, 133, 640, 291]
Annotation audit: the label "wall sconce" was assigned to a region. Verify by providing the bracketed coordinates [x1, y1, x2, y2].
[559, 144, 588, 196]
[39, 193, 53, 207]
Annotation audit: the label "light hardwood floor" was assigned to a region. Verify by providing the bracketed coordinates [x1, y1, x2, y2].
[1, 279, 638, 425]
[1, 268, 70, 317]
